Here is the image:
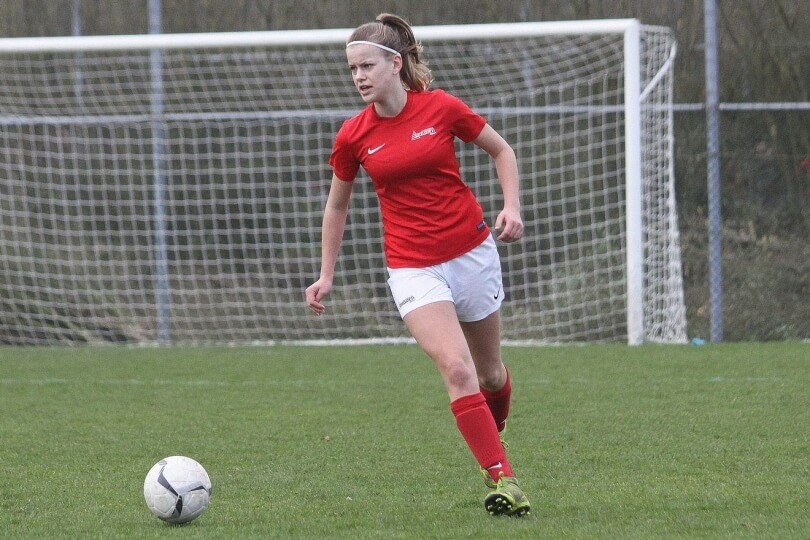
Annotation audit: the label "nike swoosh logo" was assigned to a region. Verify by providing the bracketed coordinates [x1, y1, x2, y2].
[494, 288, 501, 300]
[367, 144, 385, 154]
[488, 462, 503, 470]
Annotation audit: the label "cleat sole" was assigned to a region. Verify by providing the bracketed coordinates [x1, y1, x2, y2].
[484, 494, 513, 516]
[484, 493, 531, 517]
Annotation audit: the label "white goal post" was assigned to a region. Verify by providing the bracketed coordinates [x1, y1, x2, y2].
[0, 19, 686, 346]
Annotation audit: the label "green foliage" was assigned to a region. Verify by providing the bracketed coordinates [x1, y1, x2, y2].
[0, 343, 807, 538]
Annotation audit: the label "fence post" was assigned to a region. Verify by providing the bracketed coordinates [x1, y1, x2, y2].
[149, 0, 171, 344]
[704, 0, 724, 342]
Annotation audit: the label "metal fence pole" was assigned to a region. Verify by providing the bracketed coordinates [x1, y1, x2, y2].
[704, 0, 724, 342]
[71, 0, 84, 109]
[149, 0, 171, 344]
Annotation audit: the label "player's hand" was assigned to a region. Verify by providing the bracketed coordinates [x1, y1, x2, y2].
[494, 207, 524, 243]
[305, 277, 332, 316]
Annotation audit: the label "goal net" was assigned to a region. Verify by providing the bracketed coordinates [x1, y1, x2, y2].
[0, 20, 686, 346]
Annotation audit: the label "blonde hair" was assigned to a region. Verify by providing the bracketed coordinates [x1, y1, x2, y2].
[348, 13, 432, 92]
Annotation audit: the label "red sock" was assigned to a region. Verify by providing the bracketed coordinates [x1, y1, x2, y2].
[480, 370, 511, 432]
[450, 392, 514, 481]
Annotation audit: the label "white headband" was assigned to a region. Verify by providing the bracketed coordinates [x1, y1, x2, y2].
[346, 40, 400, 56]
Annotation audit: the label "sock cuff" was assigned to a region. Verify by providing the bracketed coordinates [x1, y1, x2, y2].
[450, 392, 487, 415]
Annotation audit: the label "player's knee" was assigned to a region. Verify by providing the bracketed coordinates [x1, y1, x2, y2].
[477, 364, 506, 390]
[439, 356, 477, 391]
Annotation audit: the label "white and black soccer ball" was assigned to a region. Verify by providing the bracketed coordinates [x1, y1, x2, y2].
[143, 456, 212, 524]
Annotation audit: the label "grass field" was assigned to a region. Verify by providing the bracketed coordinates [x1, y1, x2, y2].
[0, 343, 807, 538]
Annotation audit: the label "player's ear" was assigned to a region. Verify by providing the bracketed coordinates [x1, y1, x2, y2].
[392, 53, 402, 74]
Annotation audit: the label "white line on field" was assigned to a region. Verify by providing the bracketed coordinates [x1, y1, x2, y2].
[0, 378, 260, 386]
[0, 376, 791, 386]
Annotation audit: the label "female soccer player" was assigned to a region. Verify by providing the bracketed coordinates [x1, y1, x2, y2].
[305, 13, 530, 517]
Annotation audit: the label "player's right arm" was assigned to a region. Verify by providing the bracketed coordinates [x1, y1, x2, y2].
[305, 174, 354, 315]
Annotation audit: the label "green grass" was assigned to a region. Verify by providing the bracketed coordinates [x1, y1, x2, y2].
[0, 343, 807, 538]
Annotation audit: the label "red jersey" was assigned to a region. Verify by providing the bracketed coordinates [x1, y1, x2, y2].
[329, 89, 490, 268]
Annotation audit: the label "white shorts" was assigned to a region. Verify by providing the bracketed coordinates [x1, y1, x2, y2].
[386, 235, 504, 322]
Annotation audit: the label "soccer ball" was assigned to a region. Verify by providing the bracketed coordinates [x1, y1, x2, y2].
[143, 456, 212, 524]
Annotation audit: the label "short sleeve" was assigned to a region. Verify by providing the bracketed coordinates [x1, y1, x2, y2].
[444, 92, 487, 143]
[328, 123, 360, 182]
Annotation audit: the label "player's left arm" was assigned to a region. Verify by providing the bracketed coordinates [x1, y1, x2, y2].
[472, 124, 524, 243]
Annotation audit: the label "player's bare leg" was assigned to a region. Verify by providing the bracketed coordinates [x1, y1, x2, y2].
[460, 310, 507, 392]
[403, 301, 478, 400]
[462, 311, 511, 434]
[403, 302, 530, 517]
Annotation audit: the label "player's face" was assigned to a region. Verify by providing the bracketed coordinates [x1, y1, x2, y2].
[346, 45, 401, 104]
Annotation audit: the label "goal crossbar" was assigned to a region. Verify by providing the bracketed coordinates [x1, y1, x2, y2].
[0, 19, 641, 52]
